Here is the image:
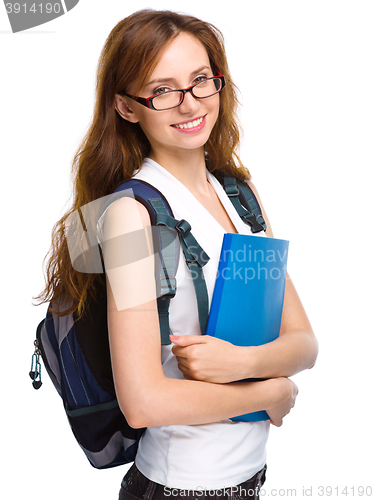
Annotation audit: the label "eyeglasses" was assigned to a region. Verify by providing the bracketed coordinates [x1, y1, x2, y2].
[122, 72, 226, 111]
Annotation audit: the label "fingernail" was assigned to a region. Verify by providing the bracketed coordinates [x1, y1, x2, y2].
[169, 334, 179, 339]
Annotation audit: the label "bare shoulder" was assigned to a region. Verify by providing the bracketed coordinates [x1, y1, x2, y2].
[104, 196, 151, 239]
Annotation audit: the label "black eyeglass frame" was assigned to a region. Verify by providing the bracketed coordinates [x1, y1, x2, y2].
[121, 71, 226, 111]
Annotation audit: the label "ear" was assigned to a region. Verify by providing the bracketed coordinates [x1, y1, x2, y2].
[114, 94, 139, 123]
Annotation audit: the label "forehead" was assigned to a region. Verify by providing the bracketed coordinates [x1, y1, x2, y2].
[148, 33, 211, 81]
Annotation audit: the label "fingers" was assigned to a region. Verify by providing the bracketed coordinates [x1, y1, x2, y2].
[176, 359, 193, 380]
[169, 334, 207, 346]
[170, 334, 207, 357]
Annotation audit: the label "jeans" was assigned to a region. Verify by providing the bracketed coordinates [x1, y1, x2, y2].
[118, 463, 267, 500]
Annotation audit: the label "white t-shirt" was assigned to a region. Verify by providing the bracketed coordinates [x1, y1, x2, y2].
[132, 158, 270, 490]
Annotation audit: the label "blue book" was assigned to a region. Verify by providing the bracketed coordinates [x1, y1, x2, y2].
[206, 233, 289, 422]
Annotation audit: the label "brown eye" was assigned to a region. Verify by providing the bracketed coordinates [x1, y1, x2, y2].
[153, 86, 171, 95]
[194, 75, 209, 84]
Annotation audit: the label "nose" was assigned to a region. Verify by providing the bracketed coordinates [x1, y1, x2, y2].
[178, 90, 200, 114]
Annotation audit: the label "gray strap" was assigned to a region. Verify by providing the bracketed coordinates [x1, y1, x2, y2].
[223, 176, 267, 233]
[149, 199, 210, 336]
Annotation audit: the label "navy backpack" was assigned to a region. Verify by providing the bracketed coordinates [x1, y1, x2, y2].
[30, 173, 266, 469]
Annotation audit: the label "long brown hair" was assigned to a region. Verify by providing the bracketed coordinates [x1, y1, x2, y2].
[35, 9, 250, 317]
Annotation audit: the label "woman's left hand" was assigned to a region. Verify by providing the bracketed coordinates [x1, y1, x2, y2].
[170, 334, 244, 383]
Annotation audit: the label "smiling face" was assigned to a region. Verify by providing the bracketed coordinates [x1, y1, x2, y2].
[114, 32, 220, 163]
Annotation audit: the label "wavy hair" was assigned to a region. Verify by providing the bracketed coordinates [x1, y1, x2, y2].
[35, 9, 250, 317]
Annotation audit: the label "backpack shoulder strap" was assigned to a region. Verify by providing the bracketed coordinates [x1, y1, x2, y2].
[113, 179, 210, 339]
[218, 174, 267, 233]
[147, 199, 210, 336]
[113, 179, 178, 345]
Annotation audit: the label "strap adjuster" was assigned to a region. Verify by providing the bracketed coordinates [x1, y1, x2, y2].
[175, 219, 191, 237]
[225, 184, 240, 197]
[186, 257, 198, 268]
[157, 276, 177, 300]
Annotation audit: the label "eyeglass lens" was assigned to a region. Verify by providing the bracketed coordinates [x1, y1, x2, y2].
[152, 77, 222, 111]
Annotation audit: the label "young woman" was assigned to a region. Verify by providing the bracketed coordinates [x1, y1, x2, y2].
[37, 9, 318, 500]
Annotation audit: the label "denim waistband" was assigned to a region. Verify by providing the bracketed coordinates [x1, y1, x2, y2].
[119, 463, 267, 500]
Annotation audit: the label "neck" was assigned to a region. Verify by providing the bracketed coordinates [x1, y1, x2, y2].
[149, 147, 210, 195]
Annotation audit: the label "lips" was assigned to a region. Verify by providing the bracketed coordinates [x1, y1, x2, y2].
[171, 115, 206, 132]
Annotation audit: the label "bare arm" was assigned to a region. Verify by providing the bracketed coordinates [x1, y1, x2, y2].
[235, 181, 318, 378]
[104, 196, 297, 428]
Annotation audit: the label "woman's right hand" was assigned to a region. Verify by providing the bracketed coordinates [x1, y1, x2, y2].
[266, 377, 299, 427]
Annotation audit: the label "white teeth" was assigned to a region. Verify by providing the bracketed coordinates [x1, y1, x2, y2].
[174, 117, 203, 129]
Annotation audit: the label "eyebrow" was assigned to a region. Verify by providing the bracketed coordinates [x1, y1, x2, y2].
[146, 65, 211, 87]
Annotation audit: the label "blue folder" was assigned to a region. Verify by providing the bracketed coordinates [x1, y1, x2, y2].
[206, 233, 289, 422]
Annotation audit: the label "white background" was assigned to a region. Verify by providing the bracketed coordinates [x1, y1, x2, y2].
[1, 1, 373, 499]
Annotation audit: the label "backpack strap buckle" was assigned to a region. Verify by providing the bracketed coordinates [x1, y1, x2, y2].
[243, 214, 267, 234]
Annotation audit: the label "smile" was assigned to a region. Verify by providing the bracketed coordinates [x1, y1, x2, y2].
[171, 115, 206, 132]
